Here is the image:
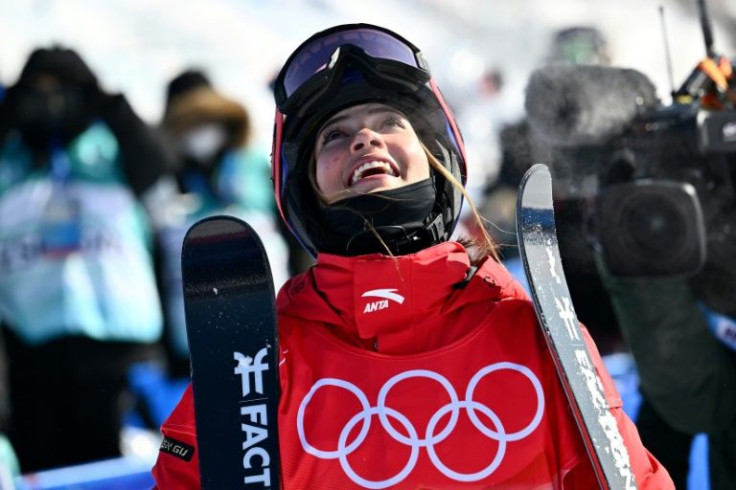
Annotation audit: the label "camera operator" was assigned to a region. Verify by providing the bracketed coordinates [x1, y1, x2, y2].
[596, 248, 736, 489]
[594, 87, 736, 489]
[597, 54, 736, 489]
[524, 52, 736, 487]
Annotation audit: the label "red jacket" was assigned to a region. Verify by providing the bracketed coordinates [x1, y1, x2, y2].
[152, 241, 673, 489]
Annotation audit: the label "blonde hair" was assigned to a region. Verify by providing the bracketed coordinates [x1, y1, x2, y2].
[424, 149, 500, 263]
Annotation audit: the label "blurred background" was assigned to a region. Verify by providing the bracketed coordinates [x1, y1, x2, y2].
[1, 0, 735, 488]
[2, 0, 735, 149]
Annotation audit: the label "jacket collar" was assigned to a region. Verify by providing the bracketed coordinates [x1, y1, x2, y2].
[277, 241, 527, 354]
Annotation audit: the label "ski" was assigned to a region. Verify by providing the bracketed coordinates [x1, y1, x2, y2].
[516, 164, 637, 489]
[182, 215, 281, 489]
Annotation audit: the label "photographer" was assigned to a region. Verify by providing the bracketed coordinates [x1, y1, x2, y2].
[594, 53, 736, 489]
[0, 46, 172, 472]
[523, 48, 736, 487]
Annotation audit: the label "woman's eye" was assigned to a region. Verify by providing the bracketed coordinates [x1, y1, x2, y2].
[383, 117, 401, 126]
[383, 117, 404, 129]
[320, 129, 344, 144]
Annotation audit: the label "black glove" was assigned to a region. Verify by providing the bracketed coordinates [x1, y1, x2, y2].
[94, 92, 174, 195]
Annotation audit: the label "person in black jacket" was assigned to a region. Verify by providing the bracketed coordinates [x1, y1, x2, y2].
[0, 46, 174, 472]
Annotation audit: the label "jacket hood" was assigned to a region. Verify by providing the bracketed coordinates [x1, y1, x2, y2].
[14, 46, 98, 90]
[276, 241, 528, 354]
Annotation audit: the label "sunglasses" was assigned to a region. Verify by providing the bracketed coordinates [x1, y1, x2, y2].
[273, 24, 430, 112]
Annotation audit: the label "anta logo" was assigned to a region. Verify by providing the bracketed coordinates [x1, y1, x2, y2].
[361, 288, 405, 314]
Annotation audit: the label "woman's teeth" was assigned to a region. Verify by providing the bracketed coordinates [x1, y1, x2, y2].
[349, 161, 397, 185]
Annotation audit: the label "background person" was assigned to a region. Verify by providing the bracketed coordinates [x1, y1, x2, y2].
[597, 259, 736, 489]
[514, 29, 736, 487]
[0, 46, 170, 472]
[592, 51, 736, 489]
[156, 69, 292, 379]
[0, 333, 18, 489]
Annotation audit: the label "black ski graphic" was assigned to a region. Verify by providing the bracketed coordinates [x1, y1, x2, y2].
[182, 215, 281, 489]
[516, 164, 637, 489]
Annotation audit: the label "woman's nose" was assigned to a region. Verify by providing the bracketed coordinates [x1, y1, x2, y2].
[351, 129, 382, 152]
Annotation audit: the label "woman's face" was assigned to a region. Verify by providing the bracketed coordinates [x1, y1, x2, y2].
[313, 103, 431, 204]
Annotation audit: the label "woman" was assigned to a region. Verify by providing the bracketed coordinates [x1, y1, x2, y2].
[152, 23, 673, 488]
[156, 68, 292, 379]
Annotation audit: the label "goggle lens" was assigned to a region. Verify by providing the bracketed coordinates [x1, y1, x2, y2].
[279, 27, 420, 104]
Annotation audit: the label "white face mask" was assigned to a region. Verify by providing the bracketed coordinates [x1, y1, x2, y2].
[180, 123, 228, 162]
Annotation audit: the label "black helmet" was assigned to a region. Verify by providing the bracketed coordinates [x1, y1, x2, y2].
[271, 24, 467, 256]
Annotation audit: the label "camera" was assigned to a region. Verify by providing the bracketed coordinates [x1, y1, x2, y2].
[522, 58, 736, 280]
[593, 101, 736, 278]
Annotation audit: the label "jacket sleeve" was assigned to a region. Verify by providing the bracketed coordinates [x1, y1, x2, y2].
[151, 384, 202, 490]
[596, 255, 736, 434]
[98, 93, 174, 196]
[580, 327, 675, 489]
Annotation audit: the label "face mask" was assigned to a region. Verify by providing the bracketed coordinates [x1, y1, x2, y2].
[317, 177, 439, 255]
[179, 123, 228, 163]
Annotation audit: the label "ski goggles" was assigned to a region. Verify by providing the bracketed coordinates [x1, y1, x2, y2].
[273, 24, 431, 113]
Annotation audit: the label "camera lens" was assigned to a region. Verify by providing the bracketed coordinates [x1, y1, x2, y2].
[594, 181, 706, 277]
[624, 195, 687, 255]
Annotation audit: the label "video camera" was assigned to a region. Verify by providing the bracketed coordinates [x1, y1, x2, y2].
[523, 1, 736, 284]
[595, 94, 736, 278]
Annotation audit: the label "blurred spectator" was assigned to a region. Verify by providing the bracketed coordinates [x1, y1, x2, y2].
[0, 46, 171, 472]
[482, 24, 622, 351]
[545, 26, 611, 66]
[472, 27, 612, 259]
[156, 69, 291, 378]
[453, 66, 509, 207]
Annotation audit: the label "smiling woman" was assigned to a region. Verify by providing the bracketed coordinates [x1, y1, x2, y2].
[152, 23, 675, 490]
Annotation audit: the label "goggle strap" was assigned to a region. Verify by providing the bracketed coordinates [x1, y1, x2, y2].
[429, 78, 467, 184]
[272, 109, 289, 227]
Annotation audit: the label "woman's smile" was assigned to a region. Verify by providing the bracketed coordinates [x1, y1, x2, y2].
[313, 103, 430, 204]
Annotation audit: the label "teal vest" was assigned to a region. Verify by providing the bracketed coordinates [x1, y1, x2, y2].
[0, 123, 163, 345]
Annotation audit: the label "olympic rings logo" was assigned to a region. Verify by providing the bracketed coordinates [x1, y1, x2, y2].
[297, 362, 545, 489]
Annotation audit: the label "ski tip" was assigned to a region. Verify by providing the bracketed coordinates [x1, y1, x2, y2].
[526, 163, 551, 180]
[184, 215, 252, 242]
[518, 163, 553, 211]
